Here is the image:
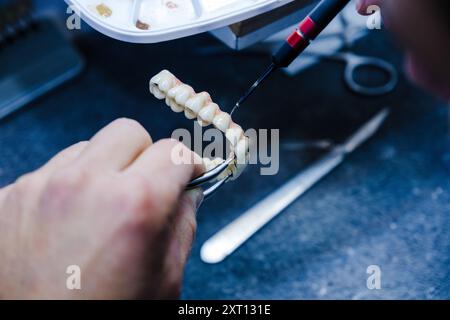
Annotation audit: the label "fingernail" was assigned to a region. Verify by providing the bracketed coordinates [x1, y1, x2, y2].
[187, 188, 204, 210]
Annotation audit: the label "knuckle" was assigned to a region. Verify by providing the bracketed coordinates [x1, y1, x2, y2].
[159, 138, 198, 167]
[47, 168, 91, 196]
[41, 168, 97, 215]
[118, 176, 162, 230]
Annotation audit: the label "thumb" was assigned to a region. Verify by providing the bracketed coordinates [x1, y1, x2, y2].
[172, 188, 204, 268]
[154, 188, 203, 299]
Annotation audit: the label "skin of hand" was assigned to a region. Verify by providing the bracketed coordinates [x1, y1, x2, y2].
[356, 0, 450, 101]
[0, 118, 205, 299]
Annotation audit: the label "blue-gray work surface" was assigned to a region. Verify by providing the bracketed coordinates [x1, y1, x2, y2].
[0, 2, 449, 299]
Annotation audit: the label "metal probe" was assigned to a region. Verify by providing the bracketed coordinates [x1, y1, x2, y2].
[230, 63, 276, 115]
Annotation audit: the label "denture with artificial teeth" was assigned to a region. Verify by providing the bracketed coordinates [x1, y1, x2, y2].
[150, 69, 249, 180]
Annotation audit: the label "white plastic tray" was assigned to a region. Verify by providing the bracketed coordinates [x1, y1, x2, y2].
[66, 0, 294, 43]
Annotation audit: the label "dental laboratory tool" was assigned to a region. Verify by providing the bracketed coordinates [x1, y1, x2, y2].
[149, 70, 250, 200]
[201, 108, 389, 263]
[231, 0, 351, 114]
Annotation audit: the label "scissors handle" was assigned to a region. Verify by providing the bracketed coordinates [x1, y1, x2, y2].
[342, 53, 398, 96]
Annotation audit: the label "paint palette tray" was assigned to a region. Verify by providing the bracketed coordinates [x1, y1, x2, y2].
[65, 0, 294, 43]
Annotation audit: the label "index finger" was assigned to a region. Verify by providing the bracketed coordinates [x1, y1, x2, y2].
[125, 139, 205, 214]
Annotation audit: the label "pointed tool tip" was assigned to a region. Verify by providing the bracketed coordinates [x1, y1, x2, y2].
[230, 102, 239, 116]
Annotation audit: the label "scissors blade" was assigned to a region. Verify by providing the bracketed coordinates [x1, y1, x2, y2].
[200, 108, 389, 264]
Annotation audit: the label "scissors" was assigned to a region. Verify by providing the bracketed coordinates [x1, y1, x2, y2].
[304, 13, 398, 96]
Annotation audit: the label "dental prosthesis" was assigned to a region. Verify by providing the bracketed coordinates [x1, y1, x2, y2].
[149, 70, 250, 181]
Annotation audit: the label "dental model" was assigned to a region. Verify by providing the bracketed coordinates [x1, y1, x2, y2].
[149, 70, 249, 180]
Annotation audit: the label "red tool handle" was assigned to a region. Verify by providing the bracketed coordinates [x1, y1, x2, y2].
[273, 0, 350, 67]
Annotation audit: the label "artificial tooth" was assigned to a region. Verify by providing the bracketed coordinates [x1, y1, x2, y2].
[185, 92, 211, 114]
[167, 85, 183, 99]
[151, 86, 166, 99]
[165, 96, 171, 107]
[230, 158, 248, 180]
[202, 157, 213, 171]
[211, 157, 224, 167]
[204, 157, 228, 181]
[175, 85, 194, 105]
[185, 108, 197, 119]
[213, 157, 224, 164]
[167, 98, 184, 113]
[149, 77, 165, 99]
[225, 125, 244, 147]
[150, 73, 163, 86]
[159, 76, 176, 92]
[150, 70, 170, 86]
[235, 137, 249, 165]
[212, 111, 231, 132]
[235, 136, 247, 156]
[198, 103, 219, 127]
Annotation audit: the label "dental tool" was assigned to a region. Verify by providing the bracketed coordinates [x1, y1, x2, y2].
[186, 154, 235, 200]
[201, 108, 390, 264]
[231, 0, 351, 115]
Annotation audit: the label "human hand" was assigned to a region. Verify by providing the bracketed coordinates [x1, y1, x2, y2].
[355, 0, 450, 100]
[0, 118, 204, 299]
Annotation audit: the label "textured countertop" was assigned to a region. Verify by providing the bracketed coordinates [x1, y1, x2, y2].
[1, 2, 449, 299]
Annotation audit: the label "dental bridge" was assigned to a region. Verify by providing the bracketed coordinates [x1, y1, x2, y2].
[149, 70, 250, 199]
